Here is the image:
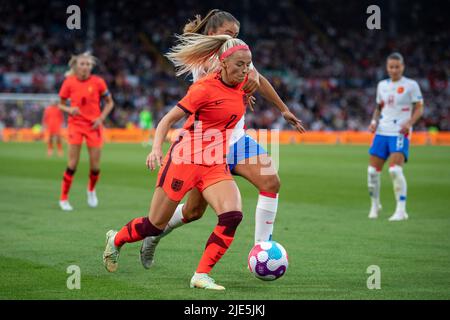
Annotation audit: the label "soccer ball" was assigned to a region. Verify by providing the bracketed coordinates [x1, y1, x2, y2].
[248, 241, 288, 281]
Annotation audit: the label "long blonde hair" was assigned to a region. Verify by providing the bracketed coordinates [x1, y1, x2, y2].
[165, 33, 249, 77]
[65, 51, 97, 77]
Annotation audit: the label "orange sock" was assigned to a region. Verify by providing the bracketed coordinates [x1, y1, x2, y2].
[88, 169, 100, 191]
[196, 211, 243, 274]
[114, 217, 163, 247]
[60, 168, 75, 201]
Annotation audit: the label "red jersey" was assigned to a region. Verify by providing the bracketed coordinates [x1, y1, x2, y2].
[173, 72, 247, 165]
[43, 105, 64, 131]
[59, 75, 109, 126]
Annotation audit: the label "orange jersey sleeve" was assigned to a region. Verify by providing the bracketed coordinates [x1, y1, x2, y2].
[177, 83, 210, 115]
[59, 78, 72, 100]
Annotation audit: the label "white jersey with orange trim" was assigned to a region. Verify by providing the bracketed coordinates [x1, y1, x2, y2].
[191, 63, 254, 146]
[376, 76, 423, 137]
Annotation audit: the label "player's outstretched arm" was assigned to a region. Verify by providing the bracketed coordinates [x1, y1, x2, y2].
[257, 73, 305, 133]
[242, 68, 260, 95]
[146, 106, 186, 170]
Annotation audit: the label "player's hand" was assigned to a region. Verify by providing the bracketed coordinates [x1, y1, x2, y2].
[146, 148, 163, 171]
[282, 110, 306, 133]
[242, 69, 260, 95]
[68, 107, 80, 116]
[368, 120, 378, 133]
[246, 95, 256, 112]
[92, 117, 104, 129]
[399, 121, 412, 135]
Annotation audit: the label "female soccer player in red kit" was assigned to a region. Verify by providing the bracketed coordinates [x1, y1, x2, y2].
[139, 10, 305, 269]
[42, 101, 64, 157]
[103, 34, 252, 290]
[58, 52, 114, 211]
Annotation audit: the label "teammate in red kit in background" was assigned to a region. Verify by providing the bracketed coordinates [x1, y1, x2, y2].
[58, 52, 114, 211]
[42, 101, 64, 157]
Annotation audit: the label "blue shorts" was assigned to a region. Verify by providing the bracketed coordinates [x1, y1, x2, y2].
[369, 134, 409, 162]
[227, 134, 267, 173]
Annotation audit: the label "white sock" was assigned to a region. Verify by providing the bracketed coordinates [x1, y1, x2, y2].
[160, 203, 186, 238]
[368, 166, 381, 208]
[255, 192, 278, 244]
[388, 165, 407, 212]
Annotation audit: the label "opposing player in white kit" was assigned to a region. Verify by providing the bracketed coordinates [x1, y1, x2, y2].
[140, 10, 305, 269]
[367, 53, 424, 221]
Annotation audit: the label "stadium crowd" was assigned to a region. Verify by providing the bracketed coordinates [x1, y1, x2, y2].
[1, 0, 449, 131]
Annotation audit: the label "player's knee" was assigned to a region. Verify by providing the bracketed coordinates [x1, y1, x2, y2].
[183, 204, 206, 222]
[259, 175, 280, 193]
[389, 165, 403, 178]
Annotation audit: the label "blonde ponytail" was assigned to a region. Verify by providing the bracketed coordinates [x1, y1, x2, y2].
[165, 33, 248, 77]
[183, 9, 220, 34]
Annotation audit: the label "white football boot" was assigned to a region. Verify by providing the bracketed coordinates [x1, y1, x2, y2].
[59, 200, 73, 211]
[368, 203, 382, 219]
[190, 273, 225, 290]
[87, 190, 98, 207]
[388, 211, 409, 222]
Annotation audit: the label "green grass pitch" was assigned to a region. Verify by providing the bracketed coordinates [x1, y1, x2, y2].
[0, 142, 449, 300]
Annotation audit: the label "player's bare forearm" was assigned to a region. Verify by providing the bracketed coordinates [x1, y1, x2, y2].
[258, 75, 305, 132]
[258, 75, 289, 113]
[100, 95, 115, 121]
[58, 99, 71, 113]
[152, 106, 186, 152]
[407, 101, 424, 127]
[371, 104, 382, 123]
[368, 104, 382, 133]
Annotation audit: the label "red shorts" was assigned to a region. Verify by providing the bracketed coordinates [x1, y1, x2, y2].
[156, 152, 233, 202]
[68, 124, 103, 148]
[46, 127, 61, 135]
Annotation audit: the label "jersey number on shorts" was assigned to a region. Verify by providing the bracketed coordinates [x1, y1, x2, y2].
[396, 135, 404, 150]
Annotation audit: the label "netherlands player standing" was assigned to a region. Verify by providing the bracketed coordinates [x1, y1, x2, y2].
[368, 53, 424, 221]
[103, 34, 252, 290]
[58, 52, 114, 211]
